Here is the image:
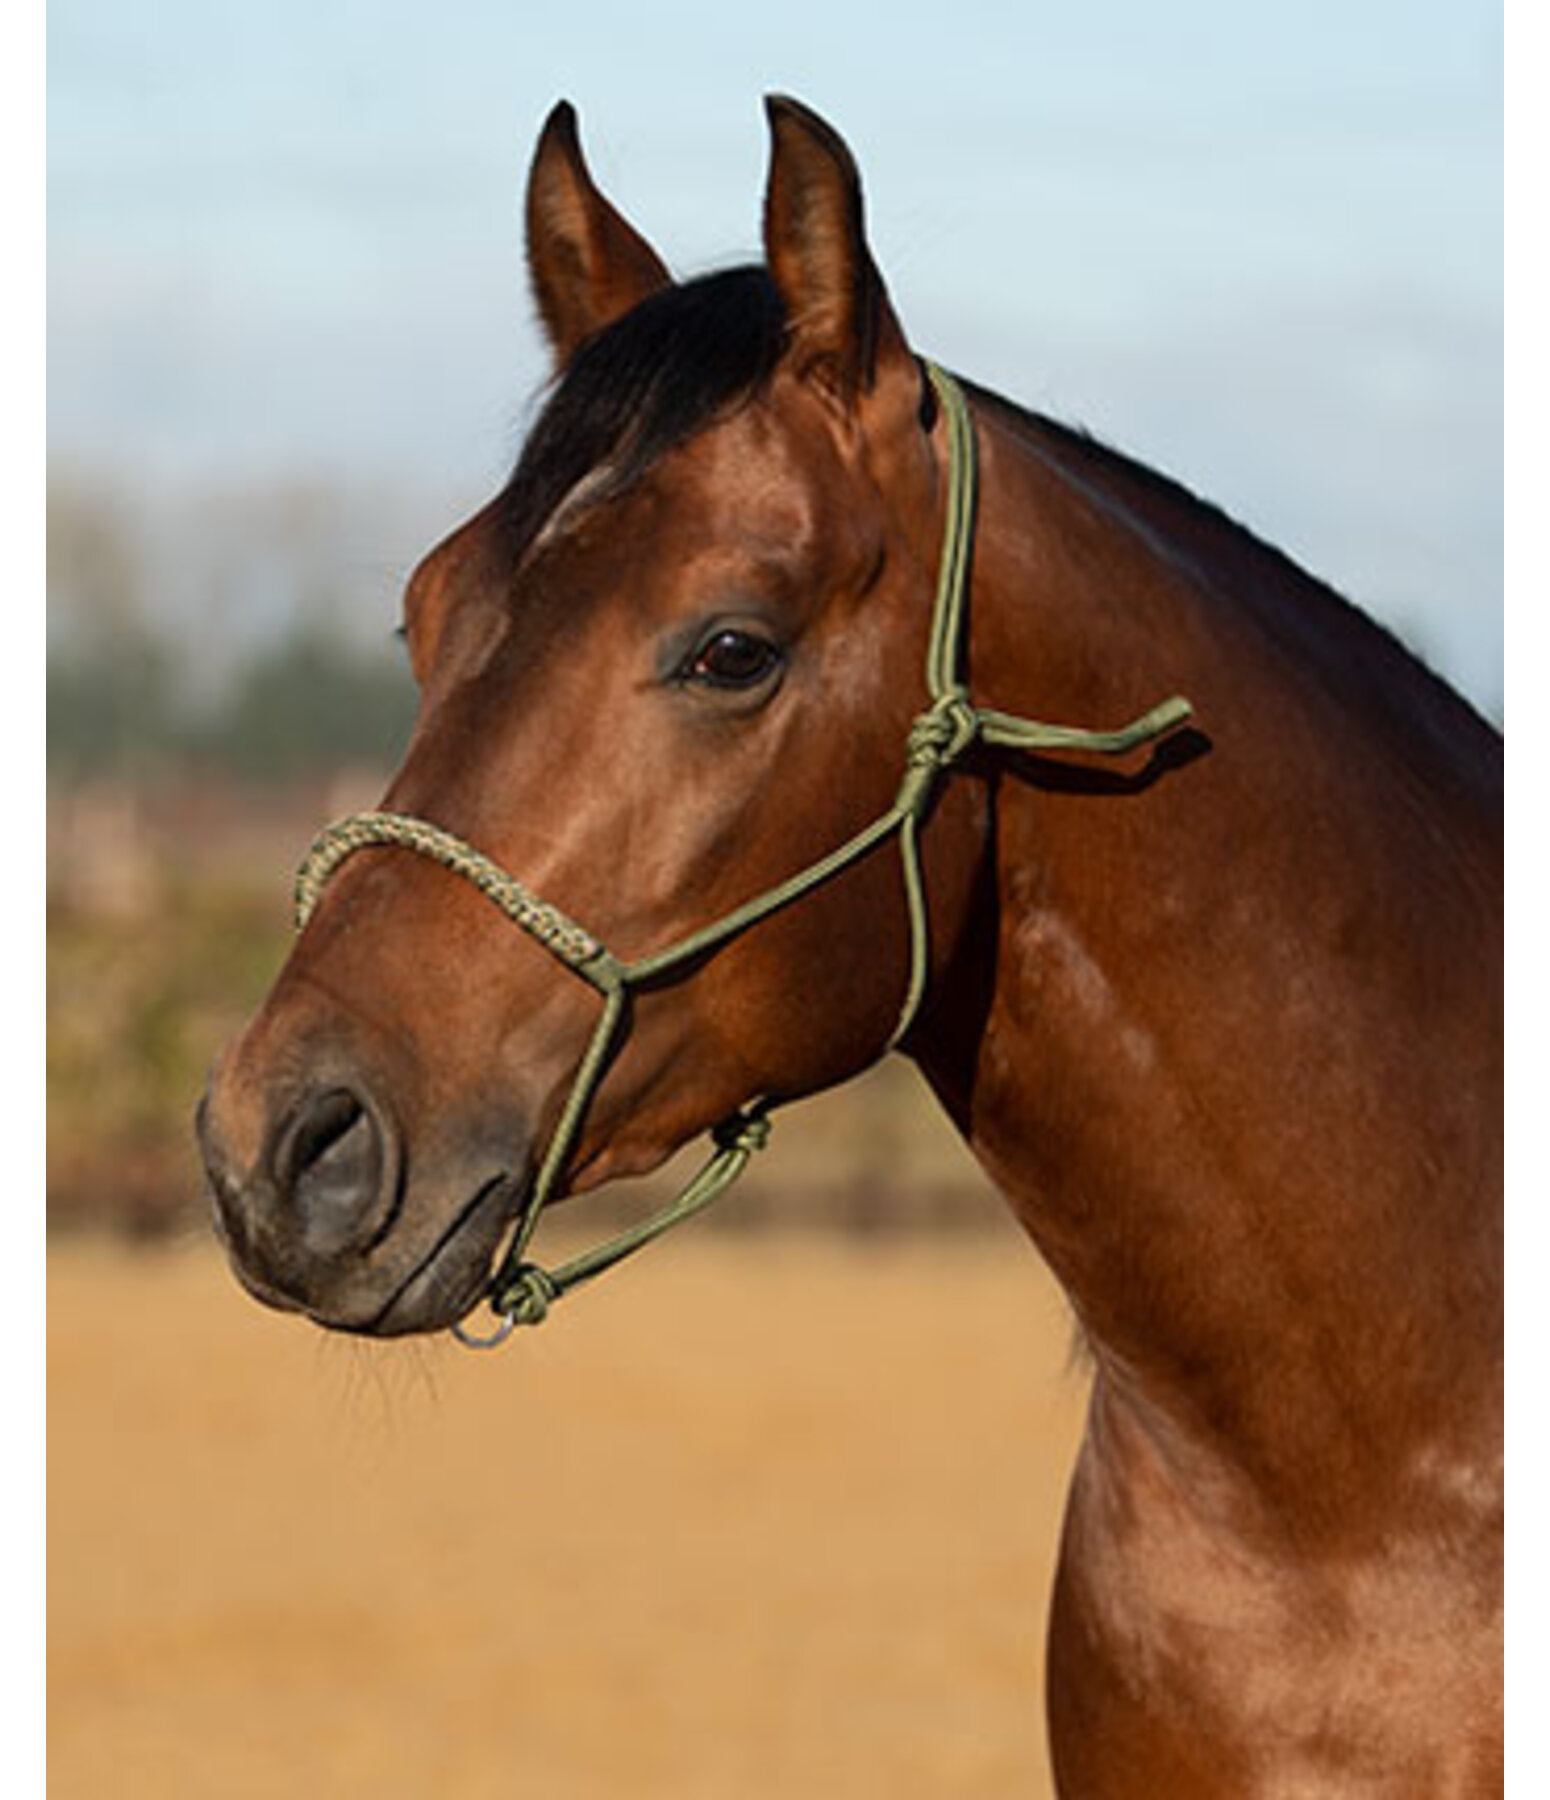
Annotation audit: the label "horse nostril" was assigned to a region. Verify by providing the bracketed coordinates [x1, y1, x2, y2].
[278, 1087, 363, 1182]
[273, 1087, 390, 1254]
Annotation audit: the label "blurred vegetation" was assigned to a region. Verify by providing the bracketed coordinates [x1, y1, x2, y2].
[48, 478, 418, 785]
[48, 623, 419, 787]
[46, 474, 998, 1243]
[196, 626, 418, 782]
[48, 881, 291, 1238]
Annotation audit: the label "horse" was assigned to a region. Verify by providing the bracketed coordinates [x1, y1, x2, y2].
[197, 97, 1503, 1794]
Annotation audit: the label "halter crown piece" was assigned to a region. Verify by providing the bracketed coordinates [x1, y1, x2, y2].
[293, 363, 1194, 1347]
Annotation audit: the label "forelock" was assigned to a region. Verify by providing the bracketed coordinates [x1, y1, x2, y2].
[495, 266, 789, 563]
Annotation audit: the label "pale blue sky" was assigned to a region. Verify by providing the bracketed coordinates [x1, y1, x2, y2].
[48, 0, 1502, 710]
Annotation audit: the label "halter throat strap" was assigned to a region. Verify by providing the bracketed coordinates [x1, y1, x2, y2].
[292, 362, 1192, 1343]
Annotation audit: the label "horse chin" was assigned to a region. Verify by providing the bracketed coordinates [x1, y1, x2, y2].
[354, 1171, 525, 1337]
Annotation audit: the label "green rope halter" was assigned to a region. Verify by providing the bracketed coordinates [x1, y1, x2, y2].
[292, 362, 1193, 1345]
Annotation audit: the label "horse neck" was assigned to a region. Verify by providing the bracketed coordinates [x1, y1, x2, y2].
[913, 387, 1502, 1529]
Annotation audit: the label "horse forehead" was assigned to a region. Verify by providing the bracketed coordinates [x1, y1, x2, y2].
[412, 398, 867, 663]
[520, 404, 863, 593]
[665, 400, 874, 555]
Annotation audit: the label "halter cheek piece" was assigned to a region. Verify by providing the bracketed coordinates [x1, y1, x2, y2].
[292, 363, 1193, 1347]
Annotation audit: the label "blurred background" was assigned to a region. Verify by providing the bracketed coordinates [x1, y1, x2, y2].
[47, 4, 1501, 1796]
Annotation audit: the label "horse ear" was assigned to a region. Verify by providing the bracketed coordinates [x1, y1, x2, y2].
[761, 95, 910, 404]
[525, 101, 673, 365]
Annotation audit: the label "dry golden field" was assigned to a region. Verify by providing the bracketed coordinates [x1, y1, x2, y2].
[49, 1228, 1088, 1799]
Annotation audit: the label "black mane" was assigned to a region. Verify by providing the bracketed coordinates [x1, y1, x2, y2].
[497, 265, 788, 560]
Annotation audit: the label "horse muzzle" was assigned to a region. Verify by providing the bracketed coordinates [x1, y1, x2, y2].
[196, 1047, 525, 1335]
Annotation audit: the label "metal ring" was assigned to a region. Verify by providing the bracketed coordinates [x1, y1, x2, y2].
[450, 1307, 518, 1350]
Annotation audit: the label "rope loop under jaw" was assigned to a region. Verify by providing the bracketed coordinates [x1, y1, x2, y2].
[292, 361, 1194, 1347]
[446, 1099, 775, 1350]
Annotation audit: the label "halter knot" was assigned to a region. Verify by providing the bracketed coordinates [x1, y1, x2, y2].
[713, 1108, 772, 1156]
[896, 692, 980, 819]
[490, 1261, 561, 1328]
[907, 691, 980, 768]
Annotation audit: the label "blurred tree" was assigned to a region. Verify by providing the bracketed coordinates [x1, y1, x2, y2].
[48, 479, 142, 638]
[47, 481, 179, 779]
[48, 478, 418, 784]
[198, 612, 416, 782]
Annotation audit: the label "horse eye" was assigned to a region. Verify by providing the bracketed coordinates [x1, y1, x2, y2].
[684, 629, 781, 690]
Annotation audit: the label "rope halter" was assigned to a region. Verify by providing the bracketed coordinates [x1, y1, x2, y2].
[291, 362, 1194, 1345]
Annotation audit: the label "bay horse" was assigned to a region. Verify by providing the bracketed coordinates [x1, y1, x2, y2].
[197, 98, 1503, 1794]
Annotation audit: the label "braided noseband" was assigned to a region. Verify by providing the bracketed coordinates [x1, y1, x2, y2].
[292, 363, 1193, 1345]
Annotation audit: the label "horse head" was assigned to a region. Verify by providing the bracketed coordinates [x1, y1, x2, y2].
[197, 99, 991, 1335]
